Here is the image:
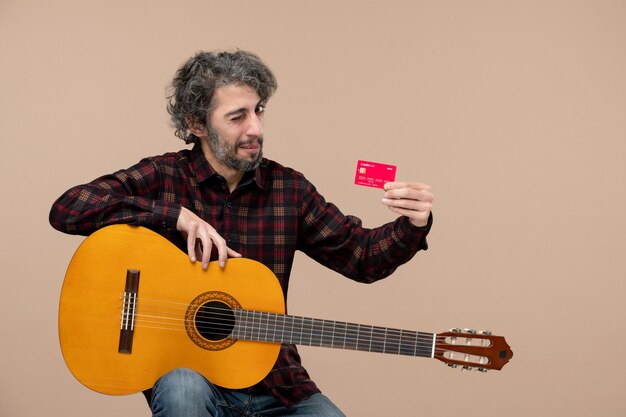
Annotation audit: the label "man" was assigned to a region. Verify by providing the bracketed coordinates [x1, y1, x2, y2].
[50, 50, 433, 417]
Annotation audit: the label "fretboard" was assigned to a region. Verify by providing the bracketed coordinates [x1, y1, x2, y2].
[231, 309, 435, 358]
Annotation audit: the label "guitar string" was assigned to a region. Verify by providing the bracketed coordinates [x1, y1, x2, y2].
[137, 298, 483, 341]
[118, 297, 484, 355]
[115, 294, 496, 365]
[131, 297, 442, 344]
[127, 313, 486, 359]
[131, 314, 443, 351]
[129, 321, 465, 358]
[131, 322, 484, 364]
[130, 297, 484, 348]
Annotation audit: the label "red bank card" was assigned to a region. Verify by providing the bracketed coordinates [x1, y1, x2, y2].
[354, 160, 397, 189]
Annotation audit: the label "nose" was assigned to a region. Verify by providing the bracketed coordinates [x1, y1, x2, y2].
[245, 113, 263, 138]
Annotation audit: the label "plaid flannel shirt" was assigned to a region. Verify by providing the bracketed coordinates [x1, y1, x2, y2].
[49, 144, 431, 406]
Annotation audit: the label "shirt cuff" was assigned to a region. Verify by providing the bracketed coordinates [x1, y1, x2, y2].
[151, 201, 182, 230]
[394, 212, 433, 249]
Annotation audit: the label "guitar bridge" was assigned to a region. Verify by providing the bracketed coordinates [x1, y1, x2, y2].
[118, 269, 140, 354]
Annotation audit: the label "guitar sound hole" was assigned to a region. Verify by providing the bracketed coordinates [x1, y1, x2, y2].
[195, 301, 235, 341]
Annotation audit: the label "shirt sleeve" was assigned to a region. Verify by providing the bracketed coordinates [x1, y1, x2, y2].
[297, 177, 432, 283]
[49, 158, 181, 236]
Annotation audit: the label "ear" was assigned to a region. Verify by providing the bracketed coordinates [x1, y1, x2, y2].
[185, 116, 208, 138]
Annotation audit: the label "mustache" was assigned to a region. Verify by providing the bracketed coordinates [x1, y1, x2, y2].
[236, 137, 263, 148]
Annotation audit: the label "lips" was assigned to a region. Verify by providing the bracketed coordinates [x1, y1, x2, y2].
[239, 144, 259, 150]
[237, 139, 262, 151]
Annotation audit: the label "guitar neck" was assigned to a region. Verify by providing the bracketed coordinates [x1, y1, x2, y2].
[232, 309, 436, 358]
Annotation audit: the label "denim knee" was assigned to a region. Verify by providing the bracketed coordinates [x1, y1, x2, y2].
[151, 368, 217, 417]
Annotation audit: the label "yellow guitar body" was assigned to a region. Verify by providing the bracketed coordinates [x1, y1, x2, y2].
[58, 225, 283, 395]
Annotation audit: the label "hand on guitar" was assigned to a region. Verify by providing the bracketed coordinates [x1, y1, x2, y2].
[176, 206, 242, 269]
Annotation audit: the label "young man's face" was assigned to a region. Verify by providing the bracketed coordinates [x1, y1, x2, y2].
[203, 84, 266, 172]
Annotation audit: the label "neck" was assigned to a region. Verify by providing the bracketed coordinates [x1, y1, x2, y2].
[200, 140, 245, 192]
[230, 308, 436, 358]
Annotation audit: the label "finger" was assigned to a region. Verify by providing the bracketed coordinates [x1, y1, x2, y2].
[210, 233, 230, 268]
[199, 235, 213, 269]
[194, 242, 203, 263]
[386, 205, 430, 227]
[227, 247, 243, 258]
[206, 234, 242, 268]
[186, 227, 198, 263]
[383, 182, 431, 192]
[382, 198, 432, 212]
[384, 188, 433, 203]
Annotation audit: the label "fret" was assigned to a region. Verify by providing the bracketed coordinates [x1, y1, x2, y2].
[313, 318, 322, 346]
[245, 309, 252, 340]
[400, 329, 418, 356]
[253, 311, 262, 341]
[264, 313, 271, 341]
[256, 310, 263, 341]
[415, 332, 435, 358]
[265, 313, 276, 342]
[245, 309, 253, 341]
[254, 311, 262, 341]
[235, 309, 247, 340]
[301, 317, 314, 346]
[273, 312, 281, 343]
[333, 321, 347, 349]
[243, 309, 250, 340]
[356, 324, 372, 352]
[370, 326, 387, 353]
[260, 312, 269, 342]
[283, 312, 293, 344]
[344, 323, 359, 350]
[383, 328, 401, 355]
[249, 310, 257, 341]
[265, 312, 276, 342]
[274, 314, 286, 342]
[321, 319, 335, 348]
[238, 309, 246, 340]
[293, 316, 304, 344]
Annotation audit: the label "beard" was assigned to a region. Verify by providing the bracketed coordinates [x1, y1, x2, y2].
[206, 127, 263, 172]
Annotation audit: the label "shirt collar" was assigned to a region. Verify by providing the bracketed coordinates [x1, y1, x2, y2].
[190, 144, 267, 190]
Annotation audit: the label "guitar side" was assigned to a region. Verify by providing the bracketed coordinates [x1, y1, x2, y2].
[58, 225, 284, 395]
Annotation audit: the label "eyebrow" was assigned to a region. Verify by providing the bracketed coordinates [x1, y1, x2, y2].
[224, 107, 247, 118]
[223, 101, 265, 118]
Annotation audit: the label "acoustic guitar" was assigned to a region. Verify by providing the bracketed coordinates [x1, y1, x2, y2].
[58, 225, 513, 395]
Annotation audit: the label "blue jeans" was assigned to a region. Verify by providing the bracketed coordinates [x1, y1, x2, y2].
[148, 368, 346, 417]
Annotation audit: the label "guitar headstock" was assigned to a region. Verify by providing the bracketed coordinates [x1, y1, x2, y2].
[434, 328, 513, 372]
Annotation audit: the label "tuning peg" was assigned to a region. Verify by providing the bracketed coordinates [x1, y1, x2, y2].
[463, 328, 478, 334]
[476, 368, 489, 373]
[447, 363, 458, 369]
[462, 365, 474, 372]
[449, 328, 462, 333]
[480, 330, 492, 335]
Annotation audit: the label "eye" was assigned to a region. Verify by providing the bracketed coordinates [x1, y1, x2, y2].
[256, 104, 266, 114]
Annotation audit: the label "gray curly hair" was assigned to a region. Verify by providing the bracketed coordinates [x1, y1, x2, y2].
[167, 50, 278, 144]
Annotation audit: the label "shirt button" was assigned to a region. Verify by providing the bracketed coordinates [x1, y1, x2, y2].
[225, 202, 232, 209]
[226, 236, 233, 243]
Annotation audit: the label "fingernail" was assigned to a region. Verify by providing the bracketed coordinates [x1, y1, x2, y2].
[219, 261, 225, 268]
[202, 262, 208, 269]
